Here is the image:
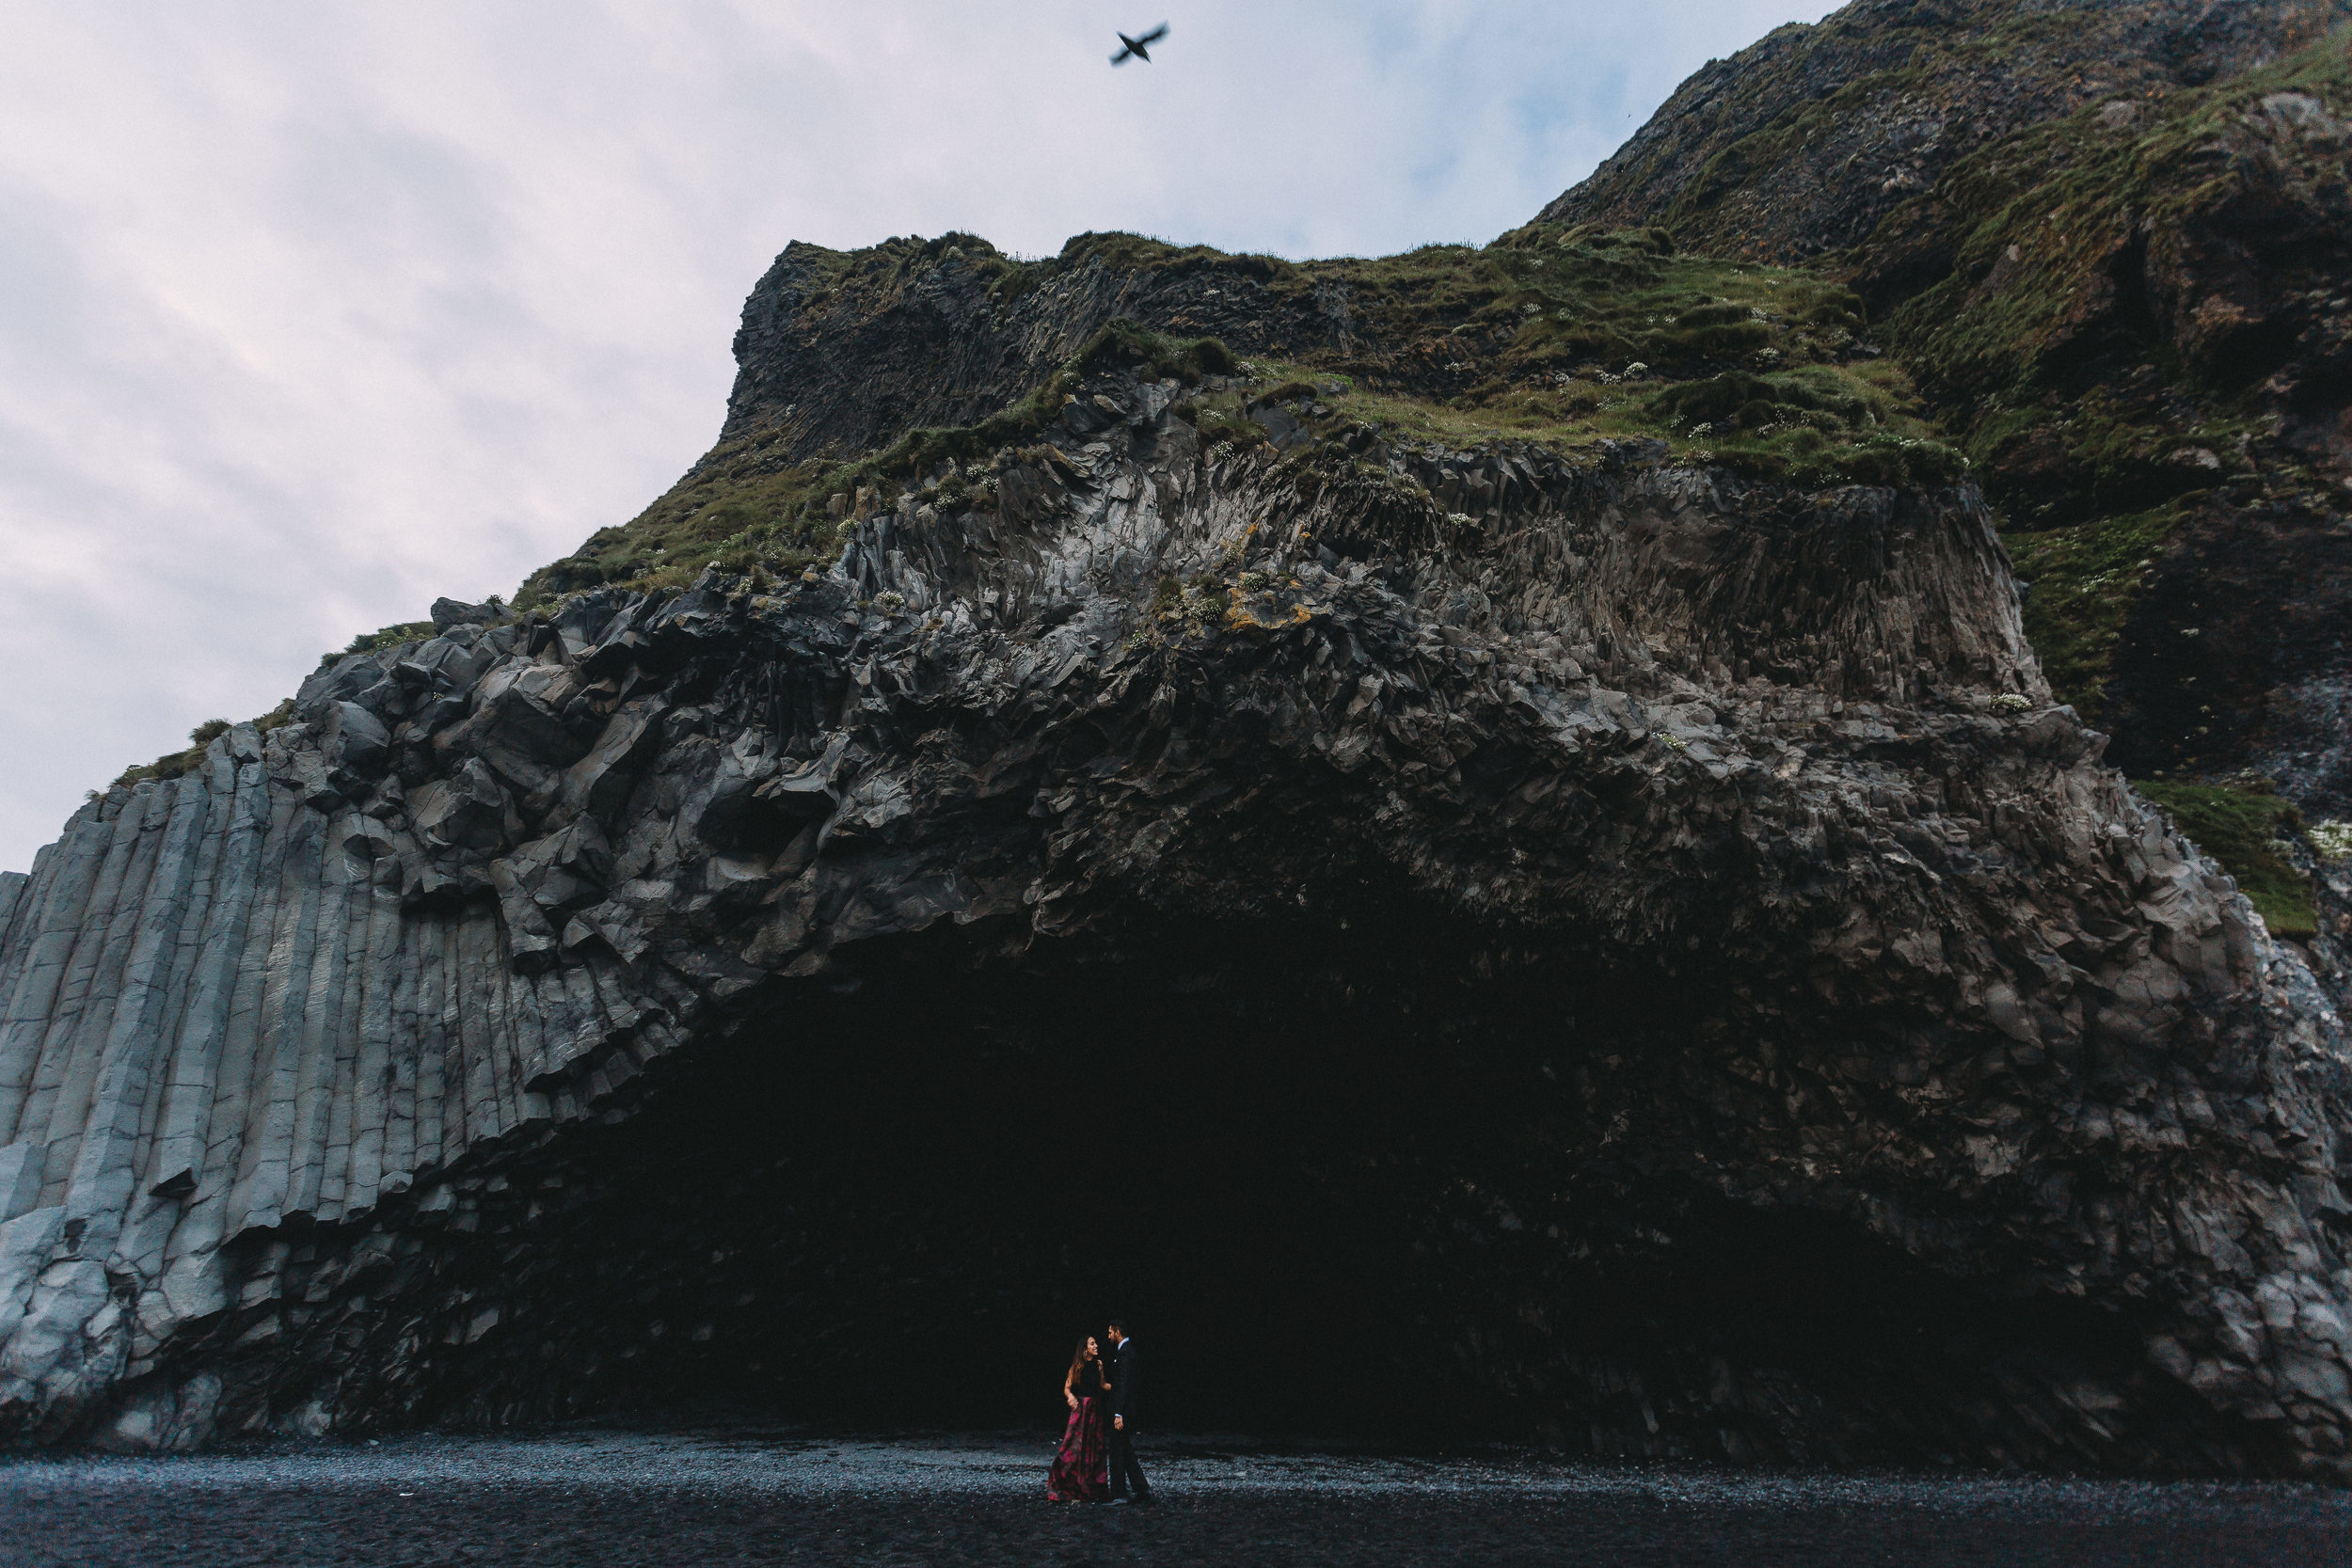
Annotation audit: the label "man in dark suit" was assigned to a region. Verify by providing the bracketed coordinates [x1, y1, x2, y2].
[1104, 1318, 1153, 1504]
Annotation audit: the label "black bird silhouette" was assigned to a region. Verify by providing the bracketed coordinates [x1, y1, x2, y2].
[1110, 24, 1168, 65]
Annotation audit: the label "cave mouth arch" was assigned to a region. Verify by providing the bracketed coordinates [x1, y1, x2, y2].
[233, 902, 2262, 1473]
[414, 909, 1591, 1438]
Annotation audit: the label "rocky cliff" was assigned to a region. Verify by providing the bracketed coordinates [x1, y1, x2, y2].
[4, 6, 2352, 1481]
[1540, 0, 2351, 261]
[1541, 0, 2352, 885]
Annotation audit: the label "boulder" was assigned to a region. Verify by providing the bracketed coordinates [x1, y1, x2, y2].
[430, 596, 505, 632]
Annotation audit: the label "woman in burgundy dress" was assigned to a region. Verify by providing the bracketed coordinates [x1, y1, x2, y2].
[1046, 1334, 1111, 1502]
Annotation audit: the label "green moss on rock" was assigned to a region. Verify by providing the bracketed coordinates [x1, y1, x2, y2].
[326, 620, 438, 665]
[2134, 779, 2316, 939]
[111, 717, 235, 792]
[2005, 501, 2185, 721]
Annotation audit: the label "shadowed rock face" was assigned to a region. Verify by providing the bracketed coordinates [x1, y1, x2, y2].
[1, 342, 2349, 1475]
[1850, 62, 2352, 807]
[1539, 0, 2352, 820]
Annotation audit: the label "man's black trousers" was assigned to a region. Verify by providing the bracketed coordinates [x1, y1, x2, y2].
[1108, 1424, 1152, 1499]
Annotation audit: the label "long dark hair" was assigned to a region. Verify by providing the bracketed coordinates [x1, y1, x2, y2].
[1065, 1334, 1097, 1385]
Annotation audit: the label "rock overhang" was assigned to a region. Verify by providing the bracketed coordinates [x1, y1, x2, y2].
[6, 108, 2352, 1478]
[1, 362, 2347, 1474]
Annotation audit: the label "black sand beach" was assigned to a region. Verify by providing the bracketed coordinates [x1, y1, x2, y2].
[3, 1423, 2344, 1567]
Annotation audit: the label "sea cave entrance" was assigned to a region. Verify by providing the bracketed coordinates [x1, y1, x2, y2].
[342, 906, 2205, 1466]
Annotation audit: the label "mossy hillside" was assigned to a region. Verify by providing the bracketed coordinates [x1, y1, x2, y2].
[2003, 500, 2185, 721]
[1839, 37, 2352, 721]
[1261, 226, 1957, 486]
[1276, 225, 1869, 380]
[1174, 348, 1954, 496]
[1560, 0, 2217, 257]
[2133, 779, 2318, 939]
[1867, 39, 2351, 505]
[1842, 9, 2261, 209]
[1875, 35, 2349, 382]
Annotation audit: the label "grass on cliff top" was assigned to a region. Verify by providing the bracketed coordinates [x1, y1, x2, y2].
[515, 321, 1241, 606]
[1292, 225, 1873, 383]
[328, 620, 438, 664]
[106, 718, 236, 793]
[1188, 347, 1955, 493]
[1136, 224, 1962, 487]
[2132, 779, 2317, 939]
[105, 703, 296, 794]
[519, 228, 1963, 611]
[108, 605, 438, 785]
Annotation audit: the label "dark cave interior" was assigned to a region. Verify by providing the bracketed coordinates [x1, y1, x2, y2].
[425, 911, 1599, 1437]
[221, 905, 2279, 1474]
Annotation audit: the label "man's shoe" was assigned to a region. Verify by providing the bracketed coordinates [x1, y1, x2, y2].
[1107, 1497, 1130, 1507]
[1135, 1493, 1158, 1506]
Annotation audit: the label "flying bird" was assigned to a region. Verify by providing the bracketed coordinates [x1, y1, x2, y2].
[1110, 24, 1168, 65]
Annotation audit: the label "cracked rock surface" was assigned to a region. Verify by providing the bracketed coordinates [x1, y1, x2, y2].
[1, 355, 2349, 1477]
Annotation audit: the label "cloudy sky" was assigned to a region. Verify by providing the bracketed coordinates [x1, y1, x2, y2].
[0, 0, 1836, 872]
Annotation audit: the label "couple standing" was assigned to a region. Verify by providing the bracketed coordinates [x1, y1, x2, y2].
[1046, 1319, 1152, 1504]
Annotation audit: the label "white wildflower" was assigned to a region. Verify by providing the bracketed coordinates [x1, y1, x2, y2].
[2307, 819, 2352, 863]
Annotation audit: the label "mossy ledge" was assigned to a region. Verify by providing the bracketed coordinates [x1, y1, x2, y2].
[510, 225, 1956, 610]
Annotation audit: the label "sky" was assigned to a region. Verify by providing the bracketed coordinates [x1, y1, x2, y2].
[0, 0, 1839, 874]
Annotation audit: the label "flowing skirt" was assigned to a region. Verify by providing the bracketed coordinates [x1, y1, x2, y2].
[1046, 1394, 1109, 1502]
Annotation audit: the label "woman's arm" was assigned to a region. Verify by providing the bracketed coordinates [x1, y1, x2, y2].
[1064, 1369, 1078, 1409]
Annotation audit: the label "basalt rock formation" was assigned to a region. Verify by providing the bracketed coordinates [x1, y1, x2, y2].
[5, 6, 2352, 1485]
[1543, 0, 2352, 858]
[6, 351, 2352, 1474]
